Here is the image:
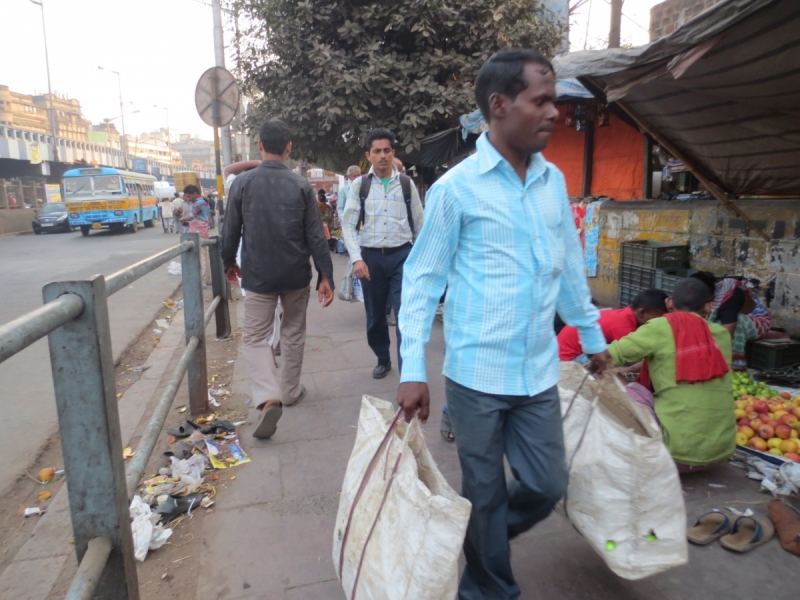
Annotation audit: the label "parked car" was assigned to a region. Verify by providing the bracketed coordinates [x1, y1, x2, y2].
[32, 202, 73, 234]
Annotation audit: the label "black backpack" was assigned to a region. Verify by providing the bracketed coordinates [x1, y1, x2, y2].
[357, 173, 414, 235]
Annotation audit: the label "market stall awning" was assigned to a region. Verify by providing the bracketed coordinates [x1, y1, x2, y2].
[553, 0, 800, 197]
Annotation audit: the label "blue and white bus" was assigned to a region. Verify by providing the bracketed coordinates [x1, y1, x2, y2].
[64, 167, 159, 236]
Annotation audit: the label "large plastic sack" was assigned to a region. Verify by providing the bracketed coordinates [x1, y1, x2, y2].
[556, 361, 688, 580]
[130, 496, 172, 562]
[333, 396, 471, 599]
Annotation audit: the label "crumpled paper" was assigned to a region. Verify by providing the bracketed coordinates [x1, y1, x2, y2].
[130, 496, 172, 561]
[732, 450, 800, 496]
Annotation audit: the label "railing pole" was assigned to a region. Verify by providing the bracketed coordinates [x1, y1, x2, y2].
[208, 235, 231, 339]
[180, 233, 209, 415]
[43, 277, 138, 600]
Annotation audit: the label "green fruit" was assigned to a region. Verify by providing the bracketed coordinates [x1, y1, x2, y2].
[605, 541, 616, 551]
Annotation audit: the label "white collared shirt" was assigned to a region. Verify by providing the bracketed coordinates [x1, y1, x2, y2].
[340, 166, 424, 262]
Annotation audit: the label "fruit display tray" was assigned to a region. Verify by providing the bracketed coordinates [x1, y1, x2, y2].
[736, 444, 787, 466]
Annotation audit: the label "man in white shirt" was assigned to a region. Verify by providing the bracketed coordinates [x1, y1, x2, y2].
[159, 196, 174, 233]
[341, 128, 424, 379]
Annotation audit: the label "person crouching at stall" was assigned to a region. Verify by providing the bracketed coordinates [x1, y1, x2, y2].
[558, 288, 668, 363]
[608, 277, 735, 473]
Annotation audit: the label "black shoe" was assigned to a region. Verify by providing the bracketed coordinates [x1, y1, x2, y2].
[373, 362, 391, 379]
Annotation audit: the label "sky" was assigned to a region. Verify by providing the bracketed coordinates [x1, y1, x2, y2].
[1, 0, 664, 141]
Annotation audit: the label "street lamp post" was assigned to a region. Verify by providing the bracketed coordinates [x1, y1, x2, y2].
[98, 66, 127, 167]
[29, 0, 59, 163]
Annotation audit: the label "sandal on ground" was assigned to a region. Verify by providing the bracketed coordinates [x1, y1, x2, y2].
[253, 400, 283, 439]
[719, 515, 774, 552]
[440, 406, 455, 443]
[687, 510, 731, 545]
[166, 420, 200, 438]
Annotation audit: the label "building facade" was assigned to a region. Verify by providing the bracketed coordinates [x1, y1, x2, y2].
[0, 86, 93, 143]
[649, 0, 725, 40]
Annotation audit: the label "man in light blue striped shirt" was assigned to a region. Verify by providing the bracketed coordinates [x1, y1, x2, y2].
[397, 48, 611, 600]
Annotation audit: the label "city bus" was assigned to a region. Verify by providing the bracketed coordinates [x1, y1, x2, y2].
[64, 167, 159, 236]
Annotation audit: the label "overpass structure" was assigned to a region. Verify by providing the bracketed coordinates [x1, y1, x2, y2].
[0, 123, 213, 186]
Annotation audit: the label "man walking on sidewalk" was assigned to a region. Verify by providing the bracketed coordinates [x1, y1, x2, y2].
[222, 119, 334, 439]
[341, 128, 424, 379]
[396, 48, 611, 599]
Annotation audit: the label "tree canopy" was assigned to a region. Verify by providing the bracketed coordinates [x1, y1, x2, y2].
[231, 0, 564, 170]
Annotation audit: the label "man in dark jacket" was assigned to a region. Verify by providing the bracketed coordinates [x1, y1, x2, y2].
[222, 119, 334, 439]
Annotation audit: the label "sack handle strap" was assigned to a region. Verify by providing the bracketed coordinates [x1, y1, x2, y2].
[338, 409, 403, 585]
[561, 372, 600, 521]
[351, 438, 404, 600]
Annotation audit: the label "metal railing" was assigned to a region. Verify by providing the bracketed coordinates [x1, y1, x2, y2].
[0, 232, 231, 600]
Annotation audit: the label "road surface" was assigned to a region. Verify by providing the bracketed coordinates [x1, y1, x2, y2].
[0, 225, 187, 497]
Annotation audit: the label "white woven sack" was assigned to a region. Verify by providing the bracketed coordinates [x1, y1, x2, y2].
[333, 396, 471, 600]
[557, 361, 688, 580]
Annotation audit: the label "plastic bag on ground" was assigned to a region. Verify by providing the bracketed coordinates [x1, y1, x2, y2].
[167, 261, 182, 276]
[130, 496, 172, 562]
[168, 454, 207, 493]
[556, 361, 688, 580]
[333, 395, 471, 600]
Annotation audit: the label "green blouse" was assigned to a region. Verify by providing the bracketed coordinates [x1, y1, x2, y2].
[608, 315, 736, 467]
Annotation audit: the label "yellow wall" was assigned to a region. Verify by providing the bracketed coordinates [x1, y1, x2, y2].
[587, 199, 800, 335]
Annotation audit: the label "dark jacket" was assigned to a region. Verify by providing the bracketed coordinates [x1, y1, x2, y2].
[221, 160, 334, 294]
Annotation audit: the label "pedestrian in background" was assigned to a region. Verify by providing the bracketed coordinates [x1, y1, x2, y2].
[396, 48, 610, 599]
[208, 193, 217, 230]
[222, 119, 334, 439]
[159, 196, 174, 233]
[172, 192, 184, 234]
[338, 165, 361, 216]
[180, 185, 211, 285]
[341, 128, 424, 379]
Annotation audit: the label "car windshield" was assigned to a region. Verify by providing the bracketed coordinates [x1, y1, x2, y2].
[64, 175, 122, 196]
[42, 203, 66, 213]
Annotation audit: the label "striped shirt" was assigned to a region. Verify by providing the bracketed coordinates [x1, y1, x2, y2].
[399, 132, 605, 396]
[341, 166, 424, 262]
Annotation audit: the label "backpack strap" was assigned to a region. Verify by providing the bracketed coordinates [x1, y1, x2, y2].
[398, 174, 414, 236]
[357, 174, 372, 231]
[357, 173, 415, 236]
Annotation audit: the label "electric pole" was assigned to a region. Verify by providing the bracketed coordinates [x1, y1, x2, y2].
[609, 0, 623, 48]
[212, 0, 233, 167]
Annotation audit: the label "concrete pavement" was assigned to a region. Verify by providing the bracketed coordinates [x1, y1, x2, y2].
[190, 253, 797, 600]
[0, 226, 189, 497]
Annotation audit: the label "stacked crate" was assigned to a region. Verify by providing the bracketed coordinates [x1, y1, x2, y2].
[618, 241, 690, 307]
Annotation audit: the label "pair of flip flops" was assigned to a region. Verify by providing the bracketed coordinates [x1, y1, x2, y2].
[687, 510, 774, 552]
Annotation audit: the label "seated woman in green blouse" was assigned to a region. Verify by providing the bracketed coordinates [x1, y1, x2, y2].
[608, 277, 735, 473]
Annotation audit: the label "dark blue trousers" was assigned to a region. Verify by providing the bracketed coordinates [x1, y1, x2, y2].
[359, 244, 410, 372]
[446, 379, 569, 600]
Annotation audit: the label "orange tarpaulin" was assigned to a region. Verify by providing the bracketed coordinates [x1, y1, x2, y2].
[544, 107, 644, 200]
[592, 114, 644, 201]
[543, 107, 585, 197]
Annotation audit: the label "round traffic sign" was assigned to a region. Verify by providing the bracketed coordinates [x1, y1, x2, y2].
[195, 67, 240, 128]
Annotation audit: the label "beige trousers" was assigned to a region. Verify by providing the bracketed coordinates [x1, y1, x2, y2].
[243, 286, 310, 409]
[200, 246, 211, 285]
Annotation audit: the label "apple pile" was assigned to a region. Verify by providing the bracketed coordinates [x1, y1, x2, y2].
[733, 372, 800, 461]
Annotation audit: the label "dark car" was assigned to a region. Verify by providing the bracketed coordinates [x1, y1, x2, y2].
[32, 202, 73, 234]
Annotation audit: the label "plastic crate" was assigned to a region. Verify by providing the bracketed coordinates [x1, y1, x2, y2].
[618, 283, 647, 308]
[654, 268, 698, 293]
[619, 264, 656, 288]
[746, 340, 800, 370]
[620, 240, 689, 269]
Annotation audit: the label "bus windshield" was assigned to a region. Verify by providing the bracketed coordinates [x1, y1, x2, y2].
[64, 175, 123, 196]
